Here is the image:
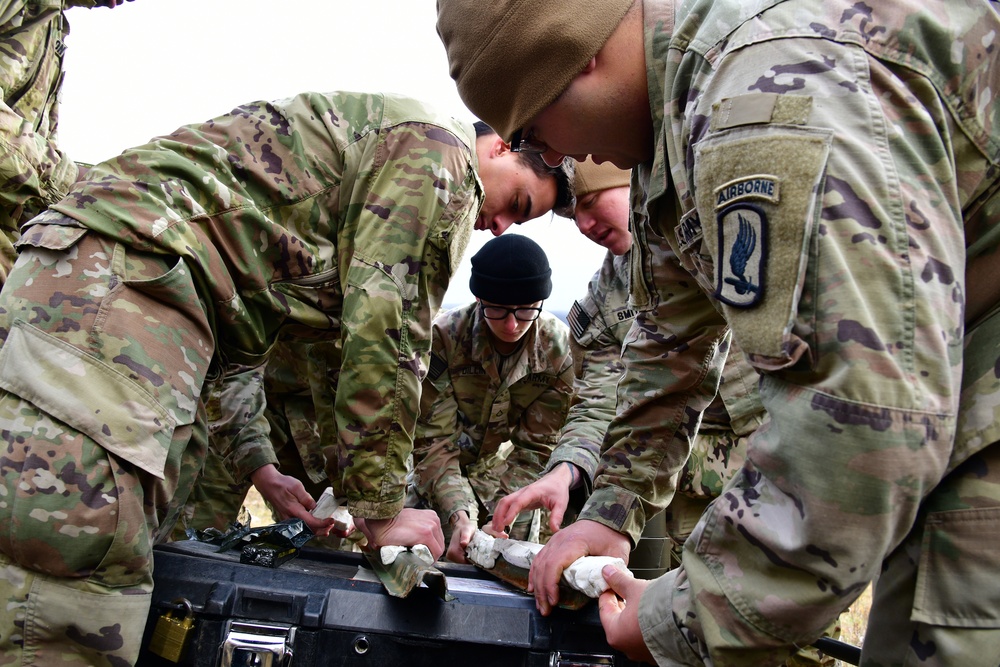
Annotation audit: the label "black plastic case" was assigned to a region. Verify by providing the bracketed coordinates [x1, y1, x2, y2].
[140, 540, 645, 667]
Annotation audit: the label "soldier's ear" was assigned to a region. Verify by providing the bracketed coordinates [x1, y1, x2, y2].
[491, 136, 509, 158]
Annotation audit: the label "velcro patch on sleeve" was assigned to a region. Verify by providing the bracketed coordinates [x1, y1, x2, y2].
[569, 300, 593, 342]
[694, 125, 831, 365]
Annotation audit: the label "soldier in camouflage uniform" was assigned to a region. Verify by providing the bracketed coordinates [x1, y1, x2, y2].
[0, 90, 578, 666]
[170, 338, 360, 549]
[496, 158, 839, 665]
[439, 0, 1000, 665]
[0, 0, 135, 283]
[173, 121, 575, 546]
[167, 340, 323, 540]
[412, 234, 575, 563]
[493, 159, 762, 567]
[490, 160, 637, 542]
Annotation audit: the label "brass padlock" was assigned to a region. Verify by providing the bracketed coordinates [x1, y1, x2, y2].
[148, 598, 195, 663]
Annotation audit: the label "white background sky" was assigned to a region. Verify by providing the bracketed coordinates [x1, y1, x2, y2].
[57, 0, 606, 314]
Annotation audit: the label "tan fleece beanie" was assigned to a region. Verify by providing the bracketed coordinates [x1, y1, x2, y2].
[436, 0, 634, 142]
[574, 158, 631, 197]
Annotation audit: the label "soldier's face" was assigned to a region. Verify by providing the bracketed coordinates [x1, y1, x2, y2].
[476, 139, 558, 236]
[479, 299, 541, 346]
[574, 186, 632, 255]
[517, 56, 654, 169]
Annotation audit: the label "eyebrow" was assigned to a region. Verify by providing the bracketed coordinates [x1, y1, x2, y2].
[524, 194, 534, 220]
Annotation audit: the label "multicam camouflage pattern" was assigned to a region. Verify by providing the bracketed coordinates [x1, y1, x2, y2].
[569, 1, 1000, 665]
[0, 0, 94, 282]
[171, 366, 271, 540]
[677, 336, 761, 500]
[412, 302, 574, 528]
[557, 249, 763, 506]
[267, 339, 330, 486]
[553, 250, 634, 491]
[0, 91, 482, 664]
[568, 250, 835, 665]
[177, 339, 352, 550]
[0, 231, 206, 667]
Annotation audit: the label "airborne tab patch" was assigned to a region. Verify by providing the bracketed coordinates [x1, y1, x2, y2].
[715, 203, 767, 308]
[715, 175, 780, 207]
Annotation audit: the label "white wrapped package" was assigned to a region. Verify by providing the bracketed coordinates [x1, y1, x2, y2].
[379, 544, 435, 566]
[494, 538, 543, 569]
[562, 556, 626, 597]
[310, 488, 355, 534]
[310, 488, 338, 518]
[379, 545, 407, 565]
[465, 530, 499, 569]
[330, 506, 355, 534]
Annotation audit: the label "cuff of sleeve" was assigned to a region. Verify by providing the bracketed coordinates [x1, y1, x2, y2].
[639, 569, 704, 666]
[544, 457, 594, 495]
[447, 508, 476, 526]
[347, 495, 406, 521]
[230, 444, 278, 484]
[544, 442, 599, 486]
[578, 486, 645, 546]
[50, 157, 79, 197]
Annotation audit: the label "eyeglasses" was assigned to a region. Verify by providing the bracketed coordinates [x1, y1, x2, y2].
[509, 127, 549, 154]
[480, 303, 542, 322]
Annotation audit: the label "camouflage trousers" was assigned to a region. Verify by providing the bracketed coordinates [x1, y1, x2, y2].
[0, 230, 215, 666]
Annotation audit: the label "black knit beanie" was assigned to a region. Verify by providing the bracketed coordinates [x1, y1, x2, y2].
[470, 235, 552, 305]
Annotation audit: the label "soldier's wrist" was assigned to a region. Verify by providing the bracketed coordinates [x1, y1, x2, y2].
[561, 462, 582, 490]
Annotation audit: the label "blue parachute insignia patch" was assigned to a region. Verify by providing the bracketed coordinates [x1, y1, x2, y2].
[715, 203, 766, 307]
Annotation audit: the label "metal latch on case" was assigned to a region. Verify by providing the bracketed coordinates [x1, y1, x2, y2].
[219, 620, 295, 667]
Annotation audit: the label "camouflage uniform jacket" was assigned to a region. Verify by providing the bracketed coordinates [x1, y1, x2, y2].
[0, 0, 91, 277]
[24, 91, 483, 519]
[413, 302, 575, 525]
[577, 0, 1000, 663]
[549, 249, 634, 492]
[555, 248, 764, 498]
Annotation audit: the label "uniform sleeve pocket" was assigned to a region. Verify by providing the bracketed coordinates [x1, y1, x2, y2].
[912, 506, 1000, 627]
[0, 320, 179, 479]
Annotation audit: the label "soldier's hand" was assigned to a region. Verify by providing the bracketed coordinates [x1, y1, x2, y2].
[528, 519, 630, 616]
[445, 511, 476, 563]
[491, 463, 576, 537]
[355, 508, 446, 561]
[599, 564, 656, 665]
[249, 464, 336, 536]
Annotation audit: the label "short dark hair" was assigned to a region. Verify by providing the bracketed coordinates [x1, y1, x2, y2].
[473, 120, 576, 218]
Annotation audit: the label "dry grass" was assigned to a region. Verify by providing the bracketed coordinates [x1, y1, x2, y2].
[242, 485, 274, 526]
[243, 487, 869, 660]
[838, 583, 870, 653]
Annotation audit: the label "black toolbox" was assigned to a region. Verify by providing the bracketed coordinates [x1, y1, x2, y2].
[140, 540, 646, 667]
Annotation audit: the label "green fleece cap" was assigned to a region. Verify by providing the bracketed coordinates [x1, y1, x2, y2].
[437, 0, 634, 142]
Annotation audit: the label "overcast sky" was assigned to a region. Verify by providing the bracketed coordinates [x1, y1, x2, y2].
[57, 0, 606, 314]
